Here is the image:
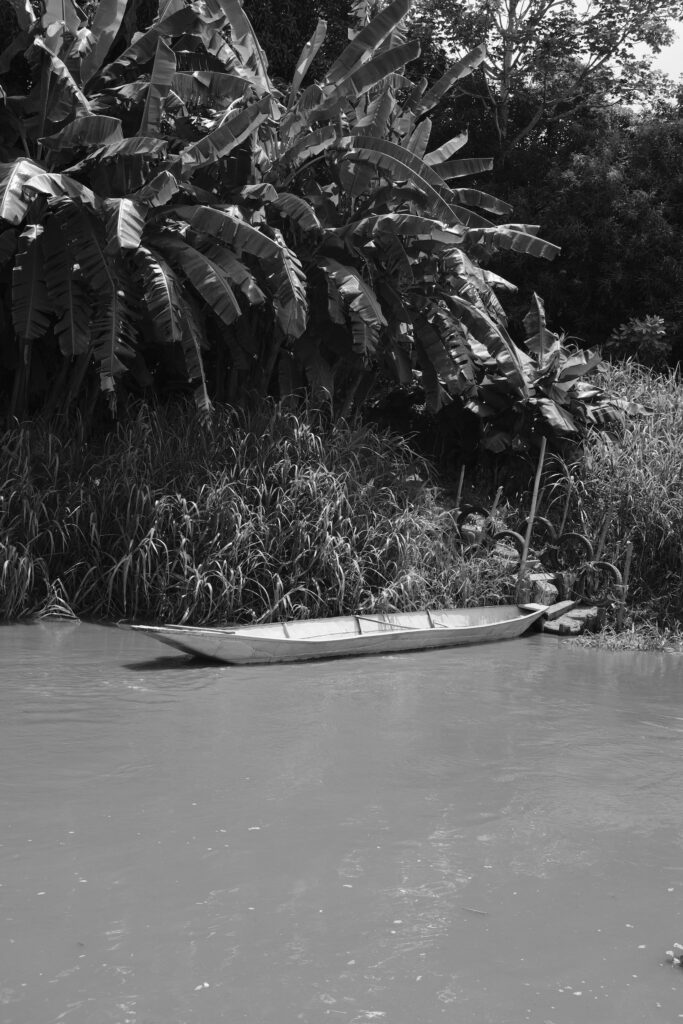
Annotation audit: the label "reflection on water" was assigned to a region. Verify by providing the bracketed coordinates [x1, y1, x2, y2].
[1, 622, 682, 1023]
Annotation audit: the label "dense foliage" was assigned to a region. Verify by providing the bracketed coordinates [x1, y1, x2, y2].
[0, 405, 519, 621]
[0, 0, 630, 454]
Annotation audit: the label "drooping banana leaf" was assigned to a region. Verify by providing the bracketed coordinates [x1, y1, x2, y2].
[105, 198, 146, 253]
[12, 225, 52, 341]
[40, 114, 123, 151]
[557, 350, 604, 382]
[441, 291, 529, 393]
[340, 136, 494, 227]
[135, 245, 185, 345]
[530, 397, 579, 434]
[175, 96, 271, 176]
[319, 256, 386, 357]
[31, 38, 92, 115]
[415, 337, 450, 413]
[129, 170, 179, 206]
[373, 220, 413, 288]
[213, 0, 272, 94]
[323, 0, 410, 87]
[189, 236, 266, 306]
[170, 71, 252, 109]
[339, 212, 468, 248]
[452, 188, 512, 216]
[171, 205, 282, 260]
[288, 19, 327, 108]
[467, 226, 560, 261]
[80, 0, 128, 86]
[412, 297, 476, 394]
[262, 226, 308, 339]
[411, 44, 487, 118]
[268, 193, 322, 235]
[21, 171, 100, 210]
[139, 38, 177, 137]
[0, 159, 45, 225]
[435, 157, 494, 180]
[279, 126, 337, 173]
[51, 196, 137, 390]
[43, 216, 91, 357]
[423, 131, 468, 166]
[155, 236, 242, 326]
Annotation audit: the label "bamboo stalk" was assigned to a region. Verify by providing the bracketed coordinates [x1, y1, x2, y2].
[517, 437, 547, 600]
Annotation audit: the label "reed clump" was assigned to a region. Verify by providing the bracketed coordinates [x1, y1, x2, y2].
[541, 360, 683, 626]
[0, 404, 517, 623]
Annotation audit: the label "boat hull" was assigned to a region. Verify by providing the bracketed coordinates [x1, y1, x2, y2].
[122, 604, 547, 665]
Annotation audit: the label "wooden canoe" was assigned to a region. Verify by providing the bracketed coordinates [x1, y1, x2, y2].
[121, 603, 547, 665]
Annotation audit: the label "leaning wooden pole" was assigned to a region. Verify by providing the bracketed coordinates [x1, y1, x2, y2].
[616, 540, 634, 631]
[517, 436, 547, 602]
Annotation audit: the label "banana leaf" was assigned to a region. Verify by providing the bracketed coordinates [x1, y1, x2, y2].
[263, 226, 308, 339]
[156, 236, 242, 326]
[468, 226, 560, 261]
[441, 291, 529, 393]
[523, 293, 559, 366]
[99, 7, 201, 80]
[173, 205, 282, 260]
[22, 172, 100, 210]
[345, 90, 394, 197]
[341, 136, 493, 227]
[31, 38, 92, 116]
[129, 170, 179, 206]
[135, 246, 185, 345]
[170, 71, 252, 108]
[415, 339, 450, 413]
[288, 19, 327, 107]
[139, 38, 177, 137]
[176, 96, 271, 175]
[436, 158, 494, 180]
[324, 0, 410, 87]
[405, 118, 432, 158]
[530, 397, 579, 434]
[80, 0, 128, 85]
[43, 218, 91, 357]
[40, 115, 123, 151]
[412, 44, 487, 118]
[52, 197, 136, 394]
[319, 256, 386, 356]
[213, 0, 272, 93]
[412, 298, 477, 391]
[322, 39, 420, 107]
[557, 351, 604, 382]
[340, 212, 467, 247]
[269, 193, 322, 234]
[280, 126, 336, 171]
[0, 228, 17, 266]
[105, 198, 146, 253]
[12, 225, 52, 341]
[190, 236, 266, 305]
[423, 132, 468, 166]
[452, 188, 512, 216]
[0, 159, 46, 225]
[7, 0, 35, 31]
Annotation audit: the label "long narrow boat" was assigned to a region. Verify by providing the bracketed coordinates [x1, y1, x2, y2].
[121, 603, 548, 665]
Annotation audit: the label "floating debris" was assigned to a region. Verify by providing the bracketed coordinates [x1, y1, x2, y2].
[665, 943, 683, 964]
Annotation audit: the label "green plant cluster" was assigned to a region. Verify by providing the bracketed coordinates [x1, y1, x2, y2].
[0, 403, 518, 621]
[0, 0, 629, 452]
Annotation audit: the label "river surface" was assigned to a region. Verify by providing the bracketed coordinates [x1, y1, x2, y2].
[1, 622, 682, 1024]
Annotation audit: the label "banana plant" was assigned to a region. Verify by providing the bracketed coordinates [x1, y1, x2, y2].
[0, 0, 614, 447]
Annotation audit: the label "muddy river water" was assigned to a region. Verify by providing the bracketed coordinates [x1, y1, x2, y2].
[1, 621, 682, 1024]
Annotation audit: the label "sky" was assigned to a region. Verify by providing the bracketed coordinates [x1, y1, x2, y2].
[652, 28, 683, 78]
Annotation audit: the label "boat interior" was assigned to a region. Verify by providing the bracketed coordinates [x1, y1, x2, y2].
[233, 606, 526, 641]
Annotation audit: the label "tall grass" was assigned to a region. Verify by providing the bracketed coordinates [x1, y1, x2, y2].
[546, 361, 683, 624]
[0, 404, 516, 623]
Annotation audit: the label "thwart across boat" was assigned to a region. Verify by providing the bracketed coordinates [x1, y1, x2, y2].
[121, 603, 548, 665]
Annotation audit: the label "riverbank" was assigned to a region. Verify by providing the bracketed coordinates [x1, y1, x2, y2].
[1, 361, 681, 645]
